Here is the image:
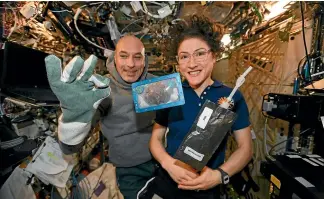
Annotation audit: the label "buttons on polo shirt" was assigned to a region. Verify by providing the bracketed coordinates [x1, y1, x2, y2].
[201, 96, 204, 99]
[203, 92, 206, 95]
[199, 103, 201, 106]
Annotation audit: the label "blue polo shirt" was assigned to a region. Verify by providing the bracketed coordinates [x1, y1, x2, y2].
[155, 80, 250, 169]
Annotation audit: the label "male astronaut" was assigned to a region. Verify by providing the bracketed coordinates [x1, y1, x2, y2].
[45, 35, 156, 199]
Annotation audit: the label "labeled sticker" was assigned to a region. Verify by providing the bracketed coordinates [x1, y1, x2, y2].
[184, 146, 204, 161]
[197, 107, 213, 129]
[295, 177, 315, 188]
[310, 158, 324, 166]
[302, 158, 319, 166]
[270, 174, 281, 189]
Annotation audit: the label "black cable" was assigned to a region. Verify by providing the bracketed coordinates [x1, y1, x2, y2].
[297, 55, 306, 81]
[300, 2, 315, 89]
[269, 128, 311, 155]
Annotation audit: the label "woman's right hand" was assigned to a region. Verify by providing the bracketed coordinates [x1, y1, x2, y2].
[162, 158, 198, 184]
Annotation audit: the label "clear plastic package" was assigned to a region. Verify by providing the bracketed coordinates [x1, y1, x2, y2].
[132, 73, 185, 113]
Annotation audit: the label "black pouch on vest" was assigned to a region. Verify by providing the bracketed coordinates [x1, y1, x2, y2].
[174, 100, 237, 171]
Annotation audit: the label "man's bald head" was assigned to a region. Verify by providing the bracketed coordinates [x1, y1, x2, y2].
[116, 35, 144, 53]
[114, 35, 146, 83]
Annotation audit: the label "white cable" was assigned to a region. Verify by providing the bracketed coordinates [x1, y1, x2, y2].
[171, 18, 186, 25]
[0, 101, 5, 116]
[147, 1, 166, 6]
[136, 177, 155, 199]
[141, 1, 162, 19]
[49, 9, 72, 13]
[121, 17, 144, 34]
[5, 3, 18, 39]
[311, 70, 324, 77]
[74, 8, 106, 51]
[0, 7, 21, 9]
[264, 117, 269, 156]
[73, 2, 114, 55]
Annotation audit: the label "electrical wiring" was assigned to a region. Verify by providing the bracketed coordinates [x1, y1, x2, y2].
[146, 1, 165, 7]
[254, 123, 274, 162]
[141, 1, 162, 19]
[297, 55, 307, 80]
[273, 138, 300, 155]
[49, 9, 72, 13]
[5, 3, 18, 39]
[73, 2, 110, 52]
[300, 1, 315, 89]
[312, 70, 324, 78]
[141, 1, 177, 19]
[0, 107, 4, 116]
[141, 1, 182, 19]
[268, 128, 311, 155]
[140, 33, 148, 40]
[253, 139, 264, 176]
[171, 2, 183, 18]
[263, 117, 269, 156]
[171, 18, 187, 25]
[0, 97, 5, 116]
[0, 7, 22, 9]
[121, 17, 144, 34]
[298, 54, 324, 80]
[122, 12, 136, 19]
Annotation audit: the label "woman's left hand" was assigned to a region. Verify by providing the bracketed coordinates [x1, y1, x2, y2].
[178, 167, 221, 191]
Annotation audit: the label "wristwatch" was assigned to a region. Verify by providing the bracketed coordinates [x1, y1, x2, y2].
[216, 168, 230, 185]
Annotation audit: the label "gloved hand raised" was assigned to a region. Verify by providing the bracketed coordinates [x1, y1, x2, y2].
[45, 54, 110, 154]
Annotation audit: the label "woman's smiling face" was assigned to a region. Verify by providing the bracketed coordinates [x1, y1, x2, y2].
[177, 37, 216, 89]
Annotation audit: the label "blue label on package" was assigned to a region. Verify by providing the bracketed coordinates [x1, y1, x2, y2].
[132, 73, 185, 113]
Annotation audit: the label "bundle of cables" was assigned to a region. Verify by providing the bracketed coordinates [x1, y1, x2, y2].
[297, 2, 317, 89]
[141, 1, 183, 19]
[268, 128, 312, 156]
[73, 2, 116, 54]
